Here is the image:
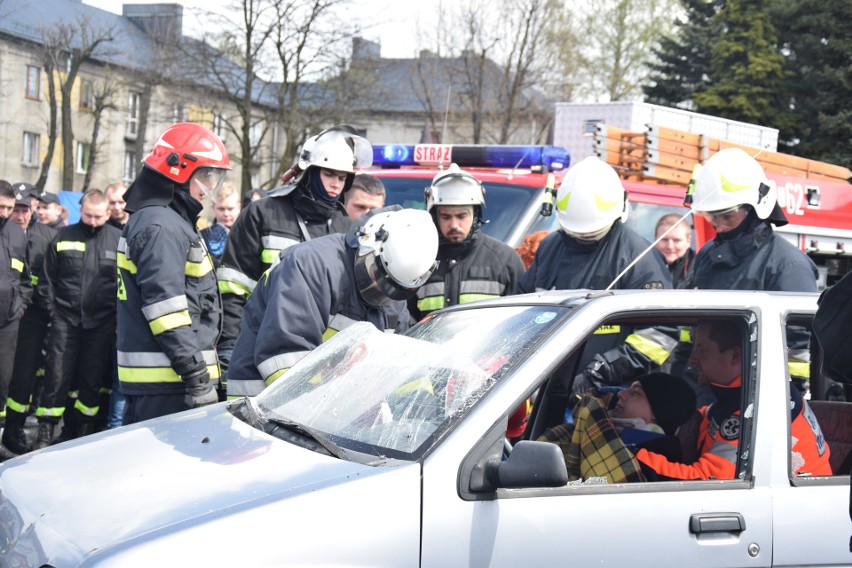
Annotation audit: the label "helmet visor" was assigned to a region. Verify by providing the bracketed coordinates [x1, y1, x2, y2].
[191, 167, 228, 200]
[354, 250, 416, 307]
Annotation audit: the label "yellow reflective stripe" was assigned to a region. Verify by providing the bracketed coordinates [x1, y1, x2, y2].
[118, 363, 220, 383]
[6, 398, 28, 413]
[417, 296, 445, 312]
[56, 241, 85, 252]
[459, 293, 498, 304]
[117, 253, 137, 274]
[10, 258, 24, 273]
[625, 333, 671, 365]
[788, 361, 810, 379]
[30, 274, 39, 286]
[185, 255, 214, 277]
[35, 406, 65, 417]
[321, 328, 338, 342]
[260, 249, 279, 264]
[218, 280, 252, 296]
[679, 328, 692, 343]
[74, 398, 99, 417]
[149, 310, 192, 335]
[265, 368, 288, 386]
[594, 325, 622, 335]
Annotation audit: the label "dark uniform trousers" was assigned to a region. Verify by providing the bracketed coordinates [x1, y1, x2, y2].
[6, 305, 51, 425]
[0, 318, 21, 421]
[38, 315, 114, 426]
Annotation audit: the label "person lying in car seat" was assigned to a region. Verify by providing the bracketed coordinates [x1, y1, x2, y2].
[538, 372, 696, 483]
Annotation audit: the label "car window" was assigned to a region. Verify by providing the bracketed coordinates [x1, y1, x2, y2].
[786, 315, 849, 478]
[519, 312, 757, 487]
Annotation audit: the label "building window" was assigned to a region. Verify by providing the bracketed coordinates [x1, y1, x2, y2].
[25, 65, 41, 100]
[213, 112, 226, 139]
[79, 79, 94, 111]
[126, 92, 140, 139]
[172, 102, 186, 123]
[22, 132, 40, 166]
[76, 142, 91, 173]
[124, 151, 137, 183]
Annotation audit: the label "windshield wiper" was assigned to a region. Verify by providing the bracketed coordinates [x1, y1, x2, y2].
[264, 416, 348, 460]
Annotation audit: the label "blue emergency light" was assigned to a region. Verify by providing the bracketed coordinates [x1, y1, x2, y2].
[372, 144, 570, 171]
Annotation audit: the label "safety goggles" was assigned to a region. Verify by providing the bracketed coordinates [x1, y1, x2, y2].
[695, 205, 743, 223]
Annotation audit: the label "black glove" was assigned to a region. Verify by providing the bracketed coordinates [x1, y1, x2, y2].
[183, 367, 218, 408]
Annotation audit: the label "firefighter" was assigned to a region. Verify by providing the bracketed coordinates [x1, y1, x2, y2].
[635, 319, 831, 480]
[227, 208, 438, 398]
[31, 190, 120, 448]
[519, 157, 674, 391]
[215, 125, 371, 394]
[409, 164, 525, 321]
[0, 181, 30, 454]
[687, 148, 817, 389]
[117, 122, 229, 424]
[2, 187, 60, 454]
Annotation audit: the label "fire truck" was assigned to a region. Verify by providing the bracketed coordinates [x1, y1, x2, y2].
[369, 138, 852, 289]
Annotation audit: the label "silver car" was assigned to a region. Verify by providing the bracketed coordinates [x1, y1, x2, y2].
[0, 290, 849, 566]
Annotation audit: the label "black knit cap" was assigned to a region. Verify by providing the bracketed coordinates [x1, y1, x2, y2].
[636, 372, 697, 435]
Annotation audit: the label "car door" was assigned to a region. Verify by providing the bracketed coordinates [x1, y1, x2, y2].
[420, 306, 774, 567]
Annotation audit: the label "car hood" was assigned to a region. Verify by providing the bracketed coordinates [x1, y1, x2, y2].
[0, 404, 422, 566]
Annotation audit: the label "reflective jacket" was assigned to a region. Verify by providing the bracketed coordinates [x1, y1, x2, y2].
[409, 233, 525, 321]
[217, 187, 351, 343]
[117, 205, 222, 396]
[38, 222, 120, 328]
[636, 378, 832, 480]
[0, 218, 29, 325]
[227, 233, 408, 398]
[520, 223, 670, 293]
[25, 223, 58, 303]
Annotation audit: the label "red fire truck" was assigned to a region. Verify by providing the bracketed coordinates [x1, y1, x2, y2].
[368, 143, 852, 288]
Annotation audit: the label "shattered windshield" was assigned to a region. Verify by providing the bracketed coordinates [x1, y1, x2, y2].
[255, 305, 567, 461]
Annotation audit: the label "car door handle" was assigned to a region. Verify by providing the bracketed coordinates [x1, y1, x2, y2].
[689, 513, 746, 534]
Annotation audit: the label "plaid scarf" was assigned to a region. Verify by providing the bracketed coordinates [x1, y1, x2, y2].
[538, 393, 646, 483]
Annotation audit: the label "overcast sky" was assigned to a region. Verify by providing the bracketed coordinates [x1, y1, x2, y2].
[83, 0, 440, 59]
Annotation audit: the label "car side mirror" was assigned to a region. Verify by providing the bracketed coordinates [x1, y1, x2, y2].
[488, 441, 568, 489]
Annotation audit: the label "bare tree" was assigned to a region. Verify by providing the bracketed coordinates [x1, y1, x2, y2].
[269, 0, 349, 180]
[561, 0, 678, 102]
[82, 73, 120, 190]
[37, 16, 116, 190]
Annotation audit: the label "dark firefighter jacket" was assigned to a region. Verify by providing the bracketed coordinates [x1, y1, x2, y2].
[227, 232, 408, 398]
[0, 217, 30, 325]
[519, 222, 670, 293]
[38, 221, 120, 328]
[689, 216, 817, 380]
[26, 222, 58, 303]
[519, 223, 675, 392]
[117, 203, 222, 396]
[216, 186, 352, 343]
[409, 232, 525, 322]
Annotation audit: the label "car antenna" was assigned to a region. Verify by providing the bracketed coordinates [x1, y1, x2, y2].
[605, 144, 772, 291]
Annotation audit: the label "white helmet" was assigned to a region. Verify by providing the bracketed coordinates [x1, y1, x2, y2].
[355, 209, 438, 307]
[425, 164, 485, 212]
[692, 148, 776, 220]
[555, 156, 627, 238]
[297, 125, 373, 174]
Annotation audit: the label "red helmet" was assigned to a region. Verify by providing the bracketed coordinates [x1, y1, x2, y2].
[144, 122, 230, 185]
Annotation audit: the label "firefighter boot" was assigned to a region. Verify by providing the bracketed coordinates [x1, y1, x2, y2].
[33, 423, 55, 450]
[1, 423, 30, 455]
